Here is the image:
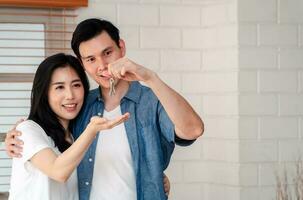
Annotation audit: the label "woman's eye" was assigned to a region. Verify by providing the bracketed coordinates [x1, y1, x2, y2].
[55, 85, 64, 90]
[73, 83, 82, 88]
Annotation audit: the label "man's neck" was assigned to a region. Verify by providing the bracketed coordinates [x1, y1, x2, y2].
[101, 79, 130, 112]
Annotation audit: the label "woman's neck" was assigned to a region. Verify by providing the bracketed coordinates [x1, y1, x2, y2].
[59, 119, 72, 143]
[65, 130, 73, 144]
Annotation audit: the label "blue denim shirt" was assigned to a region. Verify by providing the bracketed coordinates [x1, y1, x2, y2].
[72, 81, 194, 200]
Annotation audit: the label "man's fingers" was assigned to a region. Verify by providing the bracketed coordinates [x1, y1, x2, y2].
[11, 118, 25, 130]
[121, 66, 126, 76]
[5, 131, 23, 146]
[11, 145, 23, 153]
[163, 174, 170, 196]
[10, 138, 24, 146]
[7, 130, 22, 139]
[9, 151, 22, 158]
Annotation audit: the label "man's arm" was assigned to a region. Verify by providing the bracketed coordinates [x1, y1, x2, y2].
[108, 57, 204, 140]
[145, 73, 203, 140]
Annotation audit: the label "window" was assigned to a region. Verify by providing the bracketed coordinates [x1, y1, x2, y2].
[0, 7, 77, 192]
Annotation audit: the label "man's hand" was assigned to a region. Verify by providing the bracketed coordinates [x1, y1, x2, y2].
[5, 120, 24, 158]
[163, 173, 170, 196]
[108, 57, 155, 83]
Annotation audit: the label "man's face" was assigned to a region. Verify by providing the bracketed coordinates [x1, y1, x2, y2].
[79, 31, 125, 89]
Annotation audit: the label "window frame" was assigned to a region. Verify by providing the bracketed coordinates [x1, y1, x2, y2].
[0, 0, 87, 8]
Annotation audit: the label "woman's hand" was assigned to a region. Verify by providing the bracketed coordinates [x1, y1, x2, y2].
[88, 112, 130, 133]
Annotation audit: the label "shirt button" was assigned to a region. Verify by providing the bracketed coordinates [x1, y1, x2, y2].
[89, 158, 93, 162]
[85, 182, 89, 185]
[98, 97, 101, 101]
[97, 112, 101, 116]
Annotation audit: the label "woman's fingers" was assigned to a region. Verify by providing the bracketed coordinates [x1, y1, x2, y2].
[105, 113, 130, 128]
[90, 113, 130, 130]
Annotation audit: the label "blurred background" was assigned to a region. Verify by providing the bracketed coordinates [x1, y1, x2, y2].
[0, 0, 303, 199]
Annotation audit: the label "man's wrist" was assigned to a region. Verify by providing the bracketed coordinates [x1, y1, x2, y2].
[145, 71, 158, 87]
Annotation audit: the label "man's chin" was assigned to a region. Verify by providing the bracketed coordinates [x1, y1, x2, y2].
[97, 81, 110, 89]
[96, 77, 120, 89]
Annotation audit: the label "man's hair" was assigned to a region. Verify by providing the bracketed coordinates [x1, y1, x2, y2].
[71, 18, 120, 59]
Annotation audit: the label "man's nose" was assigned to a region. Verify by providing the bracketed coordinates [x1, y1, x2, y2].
[96, 57, 107, 71]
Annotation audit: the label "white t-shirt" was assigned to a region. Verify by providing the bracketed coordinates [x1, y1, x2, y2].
[90, 106, 137, 200]
[9, 120, 78, 200]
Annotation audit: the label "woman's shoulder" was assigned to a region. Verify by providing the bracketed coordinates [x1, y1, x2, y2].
[16, 120, 44, 133]
[16, 120, 50, 142]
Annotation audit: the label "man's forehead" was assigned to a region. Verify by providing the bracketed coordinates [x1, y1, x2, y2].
[79, 33, 116, 55]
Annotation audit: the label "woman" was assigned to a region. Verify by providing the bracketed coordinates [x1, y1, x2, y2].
[8, 53, 129, 200]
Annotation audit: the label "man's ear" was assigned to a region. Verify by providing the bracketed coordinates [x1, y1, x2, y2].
[119, 39, 126, 57]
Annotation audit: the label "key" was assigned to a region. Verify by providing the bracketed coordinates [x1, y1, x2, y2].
[109, 78, 116, 96]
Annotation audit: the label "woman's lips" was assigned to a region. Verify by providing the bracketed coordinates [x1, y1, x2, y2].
[62, 103, 77, 112]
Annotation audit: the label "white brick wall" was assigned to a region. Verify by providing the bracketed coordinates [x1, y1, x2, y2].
[76, 0, 302, 199]
[238, 0, 277, 22]
[238, 0, 303, 199]
[141, 28, 181, 48]
[119, 4, 158, 25]
[160, 6, 201, 27]
[259, 24, 298, 46]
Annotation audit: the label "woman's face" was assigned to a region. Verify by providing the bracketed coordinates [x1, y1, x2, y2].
[48, 66, 85, 129]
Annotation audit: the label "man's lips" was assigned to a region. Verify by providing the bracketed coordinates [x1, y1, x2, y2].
[98, 71, 111, 78]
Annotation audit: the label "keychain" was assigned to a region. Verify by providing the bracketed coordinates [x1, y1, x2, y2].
[109, 78, 116, 96]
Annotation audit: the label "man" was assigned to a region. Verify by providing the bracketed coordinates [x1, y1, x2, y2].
[6, 18, 204, 200]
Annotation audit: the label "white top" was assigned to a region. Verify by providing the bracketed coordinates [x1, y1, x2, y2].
[9, 120, 78, 200]
[90, 106, 137, 200]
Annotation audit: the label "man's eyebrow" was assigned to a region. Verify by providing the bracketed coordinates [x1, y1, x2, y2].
[102, 47, 112, 53]
[81, 55, 94, 60]
[81, 47, 113, 59]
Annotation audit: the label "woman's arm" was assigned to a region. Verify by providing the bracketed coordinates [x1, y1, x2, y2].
[30, 114, 129, 182]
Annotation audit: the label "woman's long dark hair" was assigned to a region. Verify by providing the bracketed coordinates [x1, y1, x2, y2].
[28, 53, 89, 152]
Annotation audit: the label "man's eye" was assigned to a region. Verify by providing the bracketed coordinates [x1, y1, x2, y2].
[86, 57, 95, 62]
[104, 51, 112, 56]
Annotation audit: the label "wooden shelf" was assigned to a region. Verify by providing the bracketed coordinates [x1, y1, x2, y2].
[0, 0, 88, 8]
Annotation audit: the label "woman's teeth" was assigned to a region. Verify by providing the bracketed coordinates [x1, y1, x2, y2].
[63, 104, 76, 108]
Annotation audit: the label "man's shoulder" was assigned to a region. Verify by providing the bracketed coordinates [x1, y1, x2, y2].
[138, 83, 158, 102]
[88, 88, 100, 98]
[82, 88, 100, 106]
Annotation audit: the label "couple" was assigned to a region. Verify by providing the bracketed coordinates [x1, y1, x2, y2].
[5, 18, 204, 200]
